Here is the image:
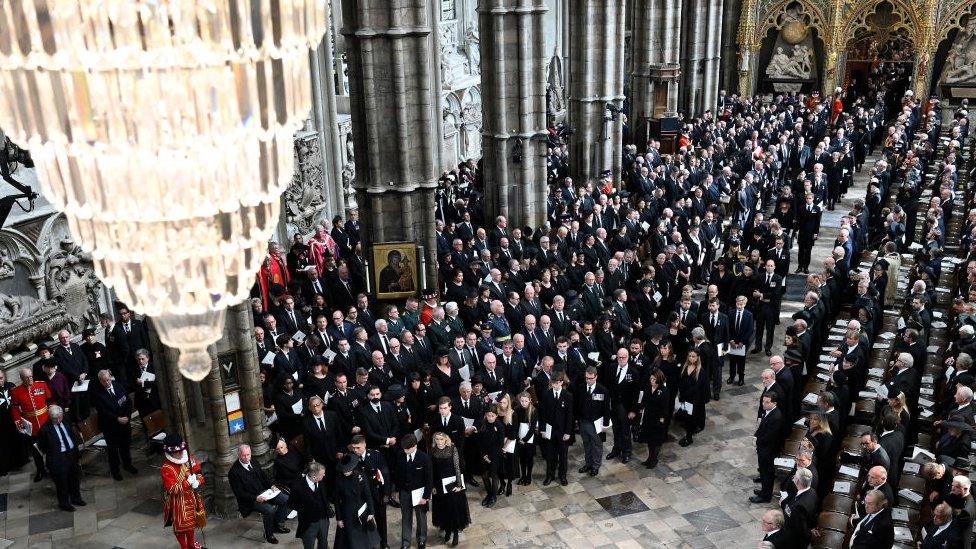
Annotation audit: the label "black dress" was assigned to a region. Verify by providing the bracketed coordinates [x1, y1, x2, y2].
[500, 420, 518, 480]
[677, 367, 708, 432]
[0, 382, 27, 475]
[273, 448, 304, 490]
[478, 420, 505, 476]
[430, 447, 471, 532]
[639, 386, 670, 444]
[304, 374, 335, 401]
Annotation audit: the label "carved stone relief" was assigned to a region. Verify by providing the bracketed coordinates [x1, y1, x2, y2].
[460, 88, 483, 161]
[941, 17, 976, 84]
[284, 124, 327, 237]
[546, 50, 566, 123]
[439, 21, 471, 89]
[45, 236, 103, 333]
[766, 44, 814, 78]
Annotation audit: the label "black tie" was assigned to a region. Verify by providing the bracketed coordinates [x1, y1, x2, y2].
[57, 423, 72, 452]
[381, 335, 389, 354]
[318, 417, 325, 432]
[736, 310, 742, 331]
[109, 386, 115, 398]
[712, 314, 717, 326]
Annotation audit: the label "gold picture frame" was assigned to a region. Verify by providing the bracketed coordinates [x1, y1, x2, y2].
[372, 242, 418, 300]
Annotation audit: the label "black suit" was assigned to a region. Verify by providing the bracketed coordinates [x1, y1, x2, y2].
[781, 488, 818, 547]
[762, 529, 789, 548]
[919, 520, 965, 549]
[38, 419, 82, 508]
[756, 406, 785, 498]
[289, 476, 331, 549]
[228, 460, 290, 537]
[90, 382, 134, 476]
[538, 388, 574, 481]
[603, 363, 639, 458]
[358, 401, 398, 449]
[303, 412, 340, 470]
[393, 450, 433, 547]
[849, 507, 894, 549]
[754, 272, 784, 352]
[796, 204, 822, 270]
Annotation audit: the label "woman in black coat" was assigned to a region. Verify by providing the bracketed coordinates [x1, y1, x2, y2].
[334, 455, 380, 548]
[273, 377, 305, 443]
[639, 370, 670, 469]
[677, 349, 709, 447]
[272, 438, 304, 491]
[477, 405, 505, 508]
[513, 392, 538, 485]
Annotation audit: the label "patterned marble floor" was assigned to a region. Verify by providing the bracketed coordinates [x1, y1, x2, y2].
[0, 172, 870, 549]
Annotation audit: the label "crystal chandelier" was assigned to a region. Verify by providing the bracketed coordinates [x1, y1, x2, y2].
[0, 1, 326, 380]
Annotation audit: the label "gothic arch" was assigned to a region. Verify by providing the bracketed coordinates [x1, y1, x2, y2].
[937, 1, 976, 41]
[755, 0, 828, 46]
[842, 0, 924, 47]
[0, 227, 41, 278]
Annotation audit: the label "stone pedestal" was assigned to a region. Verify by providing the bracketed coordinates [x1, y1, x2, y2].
[342, 0, 441, 288]
[567, 0, 626, 186]
[630, 0, 681, 152]
[479, 0, 549, 229]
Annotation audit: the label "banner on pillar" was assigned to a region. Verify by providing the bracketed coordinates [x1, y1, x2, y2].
[227, 410, 245, 435]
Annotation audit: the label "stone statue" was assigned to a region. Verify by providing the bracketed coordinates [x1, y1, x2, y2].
[283, 130, 326, 235]
[464, 26, 481, 75]
[45, 237, 103, 332]
[0, 293, 44, 322]
[341, 140, 356, 192]
[0, 248, 13, 279]
[546, 50, 565, 117]
[766, 45, 813, 79]
[942, 19, 976, 84]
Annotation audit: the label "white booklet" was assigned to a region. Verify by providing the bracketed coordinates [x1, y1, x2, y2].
[291, 400, 303, 414]
[838, 465, 860, 478]
[898, 488, 923, 504]
[504, 439, 516, 453]
[72, 380, 90, 393]
[458, 365, 471, 381]
[261, 352, 276, 365]
[773, 457, 795, 469]
[139, 370, 156, 383]
[593, 418, 605, 432]
[462, 417, 475, 430]
[833, 481, 852, 494]
[259, 487, 280, 501]
[411, 487, 425, 506]
[541, 423, 552, 440]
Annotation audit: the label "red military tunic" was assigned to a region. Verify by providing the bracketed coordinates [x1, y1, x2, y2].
[161, 454, 204, 534]
[10, 381, 51, 437]
[257, 253, 291, 310]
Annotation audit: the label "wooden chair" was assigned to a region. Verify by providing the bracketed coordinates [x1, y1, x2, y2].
[74, 413, 105, 476]
[818, 511, 850, 533]
[821, 493, 855, 514]
[812, 529, 847, 548]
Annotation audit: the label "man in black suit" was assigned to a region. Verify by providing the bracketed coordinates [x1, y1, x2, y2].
[877, 413, 905, 486]
[348, 434, 391, 548]
[538, 373, 574, 486]
[849, 489, 894, 549]
[765, 235, 791, 277]
[393, 434, 432, 549]
[53, 328, 90, 405]
[575, 366, 612, 476]
[701, 298, 729, 399]
[603, 349, 639, 464]
[112, 304, 151, 380]
[90, 370, 137, 481]
[795, 193, 821, 273]
[759, 509, 789, 547]
[753, 260, 784, 356]
[751, 393, 785, 503]
[453, 381, 484, 487]
[357, 385, 399, 453]
[780, 467, 818, 547]
[277, 295, 307, 338]
[228, 444, 291, 544]
[919, 502, 964, 549]
[728, 296, 755, 386]
[290, 460, 332, 549]
[303, 396, 340, 474]
[860, 432, 891, 471]
[37, 405, 85, 512]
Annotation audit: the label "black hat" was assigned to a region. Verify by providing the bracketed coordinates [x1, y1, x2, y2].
[407, 372, 421, 382]
[338, 453, 360, 474]
[386, 384, 406, 400]
[163, 434, 186, 454]
[421, 289, 437, 299]
[648, 323, 667, 338]
[35, 343, 50, 356]
[480, 324, 493, 332]
[470, 373, 484, 385]
[82, 328, 96, 338]
[40, 358, 57, 369]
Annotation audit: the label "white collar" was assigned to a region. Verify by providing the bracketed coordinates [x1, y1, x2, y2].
[166, 450, 189, 465]
[239, 460, 252, 469]
[306, 476, 317, 491]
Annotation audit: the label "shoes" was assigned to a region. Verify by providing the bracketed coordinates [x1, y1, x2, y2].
[606, 450, 620, 460]
[124, 465, 139, 475]
[764, 350, 772, 357]
[644, 461, 658, 469]
[112, 473, 124, 481]
[71, 498, 87, 506]
[621, 456, 631, 464]
[737, 379, 744, 386]
[751, 347, 761, 354]
[273, 525, 290, 534]
[59, 504, 76, 512]
[451, 531, 459, 547]
[264, 535, 279, 544]
[588, 469, 598, 477]
[713, 394, 721, 401]
[559, 478, 568, 486]
[468, 478, 480, 488]
[505, 481, 513, 496]
[33, 472, 45, 483]
[726, 376, 735, 384]
[517, 477, 529, 486]
[542, 477, 553, 486]
[485, 496, 496, 508]
[749, 495, 771, 504]
[753, 488, 763, 495]
[578, 466, 591, 474]
[678, 437, 693, 447]
[480, 495, 490, 507]
[753, 476, 762, 483]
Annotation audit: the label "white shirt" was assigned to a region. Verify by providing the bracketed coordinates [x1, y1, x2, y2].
[306, 476, 318, 492]
[239, 460, 252, 471]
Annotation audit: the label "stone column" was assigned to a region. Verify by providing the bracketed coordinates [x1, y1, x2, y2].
[718, 0, 741, 92]
[479, 0, 549, 229]
[204, 350, 235, 515]
[568, 0, 626, 186]
[310, 37, 346, 217]
[231, 303, 271, 461]
[680, 0, 707, 117]
[701, 0, 724, 113]
[630, 0, 681, 152]
[342, 0, 441, 288]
